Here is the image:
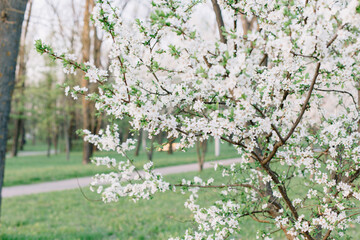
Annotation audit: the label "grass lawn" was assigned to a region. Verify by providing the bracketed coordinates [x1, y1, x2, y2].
[4, 142, 238, 187]
[0, 170, 269, 240]
[1, 170, 359, 239]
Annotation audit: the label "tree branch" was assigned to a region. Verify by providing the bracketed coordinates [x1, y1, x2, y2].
[211, 0, 227, 44]
[284, 62, 321, 142]
[252, 104, 285, 143]
[314, 88, 357, 107]
[262, 63, 321, 165]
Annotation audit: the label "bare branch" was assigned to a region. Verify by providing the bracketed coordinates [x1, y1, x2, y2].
[314, 88, 357, 107]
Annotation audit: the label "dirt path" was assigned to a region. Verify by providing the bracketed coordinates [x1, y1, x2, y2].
[6, 150, 56, 157]
[3, 158, 240, 198]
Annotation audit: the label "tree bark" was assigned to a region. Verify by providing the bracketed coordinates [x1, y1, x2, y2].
[0, 0, 28, 217]
[81, 0, 92, 164]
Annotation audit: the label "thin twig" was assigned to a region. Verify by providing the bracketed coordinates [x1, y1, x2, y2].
[76, 177, 102, 202]
[314, 88, 357, 106]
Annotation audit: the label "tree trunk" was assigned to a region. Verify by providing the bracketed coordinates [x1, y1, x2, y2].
[19, 120, 25, 150]
[0, 0, 28, 218]
[196, 140, 207, 171]
[168, 138, 174, 155]
[211, 0, 226, 44]
[157, 132, 164, 144]
[92, 113, 102, 153]
[52, 133, 58, 155]
[11, 115, 21, 157]
[31, 131, 36, 145]
[68, 109, 76, 151]
[10, 0, 32, 157]
[89, 6, 102, 155]
[196, 142, 202, 171]
[134, 130, 142, 157]
[46, 136, 51, 157]
[147, 138, 155, 161]
[64, 116, 70, 160]
[123, 127, 130, 142]
[81, 0, 92, 164]
[142, 131, 154, 161]
[215, 138, 220, 157]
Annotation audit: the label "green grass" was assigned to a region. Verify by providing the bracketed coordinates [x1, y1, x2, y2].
[0, 170, 268, 240]
[20, 143, 54, 152]
[1, 169, 359, 239]
[4, 142, 238, 187]
[21, 144, 49, 152]
[19, 140, 83, 152]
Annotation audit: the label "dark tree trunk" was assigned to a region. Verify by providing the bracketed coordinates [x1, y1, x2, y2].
[157, 132, 164, 144]
[19, 120, 25, 150]
[64, 116, 70, 160]
[10, 0, 32, 157]
[0, 0, 28, 217]
[204, 139, 208, 153]
[134, 130, 142, 157]
[52, 133, 58, 155]
[123, 127, 130, 142]
[47, 136, 52, 158]
[68, 109, 76, 151]
[31, 131, 36, 145]
[11, 116, 21, 157]
[146, 138, 155, 161]
[168, 138, 174, 155]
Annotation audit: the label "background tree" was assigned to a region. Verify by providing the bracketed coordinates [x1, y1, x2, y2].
[0, 0, 28, 216]
[10, 0, 32, 157]
[46, 0, 82, 159]
[80, 0, 92, 164]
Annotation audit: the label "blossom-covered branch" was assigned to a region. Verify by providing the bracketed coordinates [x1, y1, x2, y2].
[37, 0, 360, 239]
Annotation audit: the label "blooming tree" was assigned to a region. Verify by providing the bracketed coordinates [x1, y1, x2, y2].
[36, 0, 360, 239]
